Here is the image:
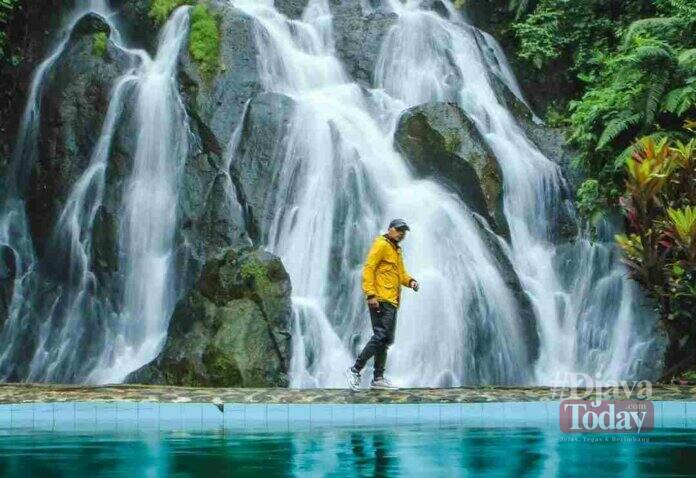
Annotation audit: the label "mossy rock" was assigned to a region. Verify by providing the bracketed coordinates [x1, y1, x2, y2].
[394, 102, 510, 239]
[125, 246, 293, 387]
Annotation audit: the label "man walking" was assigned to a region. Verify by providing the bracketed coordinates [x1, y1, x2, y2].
[345, 219, 419, 390]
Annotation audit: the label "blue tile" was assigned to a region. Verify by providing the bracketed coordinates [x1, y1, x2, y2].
[223, 403, 245, 424]
[480, 402, 504, 426]
[116, 401, 139, 421]
[418, 404, 441, 423]
[353, 404, 376, 425]
[546, 401, 561, 423]
[158, 403, 182, 421]
[394, 404, 420, 424]
[266, 404, 289, 421]
[309, 404, 334, 423]
[461, 403, 484, 425]
[502, 402, 528, 423]
[288, 404, 311, 423]
[657, 401, 687, 428]
[440, 404, 460, 423]
[523, 401, 549, 425]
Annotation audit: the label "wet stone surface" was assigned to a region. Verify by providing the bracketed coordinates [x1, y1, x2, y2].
[0, 384, 693, 404]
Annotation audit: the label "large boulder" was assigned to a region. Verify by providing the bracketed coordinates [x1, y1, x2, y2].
[329, 0, 396, 87]
[229, 92, 295, 242]
[395, 102, 510, 239]
[125, 246, 293, 387]
[26, 13, 129, 262]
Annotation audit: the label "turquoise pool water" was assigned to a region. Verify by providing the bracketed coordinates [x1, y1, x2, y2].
[0, 401, 694, 477]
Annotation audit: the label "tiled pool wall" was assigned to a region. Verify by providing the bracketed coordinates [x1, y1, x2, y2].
[0, 401, 694, 432]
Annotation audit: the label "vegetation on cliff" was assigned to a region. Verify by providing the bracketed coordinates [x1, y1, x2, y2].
[150, 0, 220, 80]
[188, 3, 220, 80]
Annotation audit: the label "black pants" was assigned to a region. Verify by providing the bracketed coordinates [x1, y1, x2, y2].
[353, 301, 398, 379]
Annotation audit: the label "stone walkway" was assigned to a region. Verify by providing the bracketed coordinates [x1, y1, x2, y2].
[0, 383, 694, 404]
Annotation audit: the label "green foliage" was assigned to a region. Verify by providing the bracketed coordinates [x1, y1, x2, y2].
[615, 130, 696, 322]
[0, 0, 18, 61]
[92, 31, 107, 58]
[576, 179, 601, 217]
[189, 2, 220, 80]
[149, 0, 193, 25]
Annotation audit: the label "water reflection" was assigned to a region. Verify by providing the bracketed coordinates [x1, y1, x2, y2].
[0, 425, 694, 477]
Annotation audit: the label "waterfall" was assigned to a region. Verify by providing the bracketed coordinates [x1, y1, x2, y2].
[0, 0, 658, 386]
[374, 0, 657, 383]
[0, 3, 191, 383]
[232, 0, 542, 387]
[229, 0, 656, 386]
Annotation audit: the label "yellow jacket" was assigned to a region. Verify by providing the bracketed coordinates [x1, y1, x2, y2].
[362, 234, 415, 307]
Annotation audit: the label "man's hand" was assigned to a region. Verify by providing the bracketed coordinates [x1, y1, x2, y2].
[409, 279, 419, 291]
[367, 297, 379, 308]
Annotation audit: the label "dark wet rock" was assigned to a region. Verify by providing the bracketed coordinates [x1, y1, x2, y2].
[472, 216, 540, 367]
[26, 13, 129, 265]
[0, 245, 16, 329]
[125, 246, 293, 387]
[110, 0, 160, 53]
[394, 102, 510, 239]
[275, 0, 309, 19]
[230, 92, 295, 242]
[330, 0, 396, 87]
[490, 77, 580, 242]
[175, 112, 253, 291]
[178, 1, 261, 150]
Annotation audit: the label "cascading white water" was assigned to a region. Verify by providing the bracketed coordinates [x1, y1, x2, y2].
[374, 0, 657, 383]
[231, 0, 540, 387]
[0, 3, 192, 383]
[0, 0, 658, 386]
[88, 7, 192, 383]
[228, 0, 657, 387]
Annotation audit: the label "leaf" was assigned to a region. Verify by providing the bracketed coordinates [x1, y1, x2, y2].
[596, 113, 642, 150]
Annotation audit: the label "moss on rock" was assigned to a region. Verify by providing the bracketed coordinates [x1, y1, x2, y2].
[92, 31, 107, 58]
[149, 0, 192, 24]
[188, 3, 221, 81]
[124, 246, 293, 387]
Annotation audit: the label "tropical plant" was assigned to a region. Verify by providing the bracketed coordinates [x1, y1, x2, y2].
[616, 130, 696, 322]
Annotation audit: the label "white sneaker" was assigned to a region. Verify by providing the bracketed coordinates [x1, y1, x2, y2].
[370, 376, 398, 390]
[345, 367, 361, 391]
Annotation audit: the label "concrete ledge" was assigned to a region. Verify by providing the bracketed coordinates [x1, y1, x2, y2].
[0, 383, 694, 404]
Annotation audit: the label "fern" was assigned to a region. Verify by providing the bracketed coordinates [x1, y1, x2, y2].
[645, 74, 671, 126]
[664, 81, 696, 116]
[677, 48, 696, 71]
[622, 17, 685, 48]
[507, 0, 536, 19]
[597, 113, 642, 150]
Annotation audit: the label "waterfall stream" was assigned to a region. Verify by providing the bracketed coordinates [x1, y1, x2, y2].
[0, 0, 659, 386]
[0, 2, 191, 383]
[230, 0, 657, 387]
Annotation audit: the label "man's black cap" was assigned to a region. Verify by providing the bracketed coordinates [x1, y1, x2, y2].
[388, 218, 410, 231]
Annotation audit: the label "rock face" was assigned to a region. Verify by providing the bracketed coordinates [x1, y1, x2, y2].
[330, 0, 396, 86]
[178, 1, 262, 150]
[27, 14, 129, 263]
[125, 246, 293, 387]
[0, 246, 15, 330]
[395, 102, 510, 238]
[230, 92, 295, 242]
[490, 77, 579, 241]
[472, 217, 540, 365]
